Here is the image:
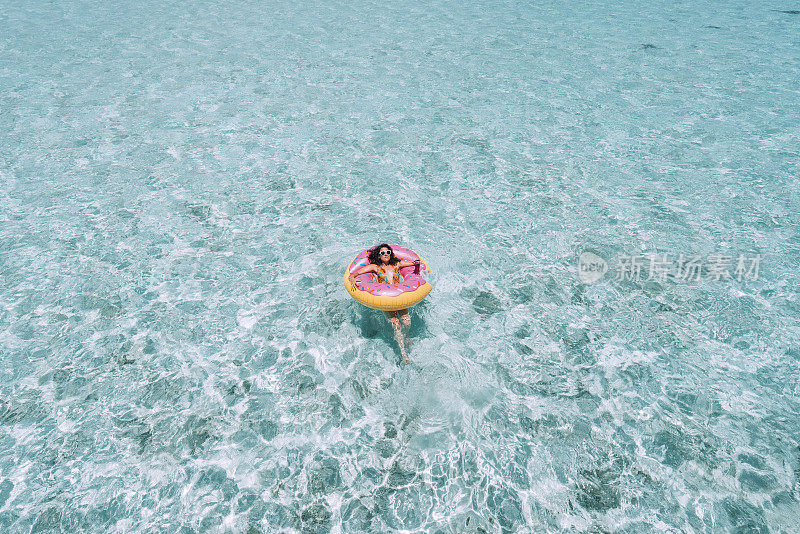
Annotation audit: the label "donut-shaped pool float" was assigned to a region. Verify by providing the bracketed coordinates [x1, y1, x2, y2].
[344, 245, 433, 311]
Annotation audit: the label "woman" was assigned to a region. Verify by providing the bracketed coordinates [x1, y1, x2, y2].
[348, 244, 420, 364]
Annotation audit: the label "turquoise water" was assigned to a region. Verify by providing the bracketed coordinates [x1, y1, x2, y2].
[2, 0, 799, 531]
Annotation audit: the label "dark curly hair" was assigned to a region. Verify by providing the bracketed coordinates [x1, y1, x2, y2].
[368, 243, 399, 266]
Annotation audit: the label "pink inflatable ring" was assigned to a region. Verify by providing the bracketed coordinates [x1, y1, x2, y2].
[343, 245, 433, 311]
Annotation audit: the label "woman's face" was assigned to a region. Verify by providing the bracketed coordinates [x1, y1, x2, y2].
[379, 248, 391, 263]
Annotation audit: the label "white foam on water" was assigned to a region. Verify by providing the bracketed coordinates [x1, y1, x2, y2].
[1, 0, 798, 531]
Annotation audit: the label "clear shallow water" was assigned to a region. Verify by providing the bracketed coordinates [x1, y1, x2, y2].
[1, 0, 799, 531]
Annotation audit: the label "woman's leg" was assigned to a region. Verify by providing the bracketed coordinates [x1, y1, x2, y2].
[385, 311, 410, 364]
[399, 309, 410, 331]
[398, 309, 412, 352]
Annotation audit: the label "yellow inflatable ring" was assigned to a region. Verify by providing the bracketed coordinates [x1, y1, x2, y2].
[344, 245, 433, 312]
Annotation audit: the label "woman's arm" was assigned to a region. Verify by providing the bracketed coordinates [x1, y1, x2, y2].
[349, 264, 377, 282]
[397, 259, 421, 269]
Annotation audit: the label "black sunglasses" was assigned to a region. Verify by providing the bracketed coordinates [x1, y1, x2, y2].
[379, 250, 391, 255]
